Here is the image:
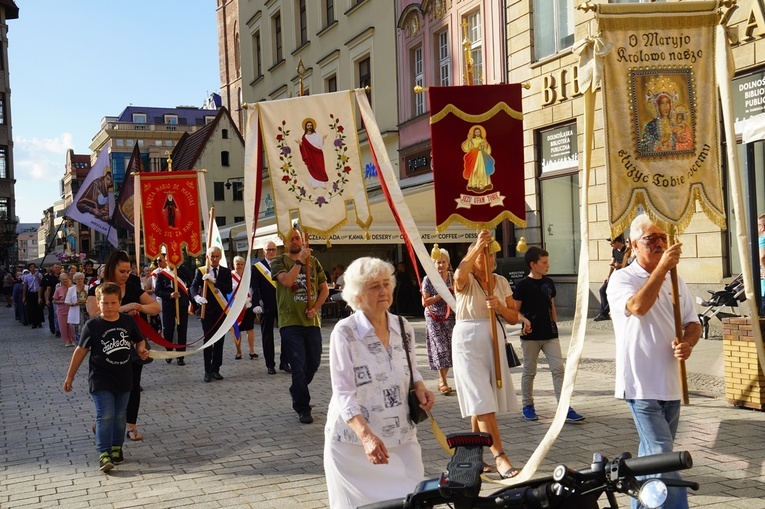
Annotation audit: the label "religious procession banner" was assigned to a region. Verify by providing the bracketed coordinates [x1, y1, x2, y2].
[111, 143, 142, 231]
[256, 90, 372, 242]
[427, 84, 526, 232]
[597, 1, 725, 236]
[66, 147, 118, 247]
[138, 171, 203, 267]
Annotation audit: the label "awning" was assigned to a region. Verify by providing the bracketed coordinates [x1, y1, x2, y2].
[735, 113, 765, 144]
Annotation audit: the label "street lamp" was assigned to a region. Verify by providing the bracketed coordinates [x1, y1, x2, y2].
[224, 177, 244, 190]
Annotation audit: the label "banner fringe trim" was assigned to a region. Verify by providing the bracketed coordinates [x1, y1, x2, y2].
[430, 101, 523, 125]
[436, 211, 526, 234]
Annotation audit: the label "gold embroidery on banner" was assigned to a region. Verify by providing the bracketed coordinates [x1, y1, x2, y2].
[429, 101, 523, 125]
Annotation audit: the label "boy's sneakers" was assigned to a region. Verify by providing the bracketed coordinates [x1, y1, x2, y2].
[99, 452, 114, 472]
[522, 405, 538, 421]
[111, 446, 124, 465]
[566, 408, 585, 422]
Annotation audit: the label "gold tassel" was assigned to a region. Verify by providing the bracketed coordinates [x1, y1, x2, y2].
[490, 240, 501, 254]
[516, 237, 528, 253]
[365, 230, 370, 241]
[431, 243, 441, 261]
[326, 239, 332, 248]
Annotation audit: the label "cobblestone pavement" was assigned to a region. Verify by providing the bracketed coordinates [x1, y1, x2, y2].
[1, 306, 764, 508]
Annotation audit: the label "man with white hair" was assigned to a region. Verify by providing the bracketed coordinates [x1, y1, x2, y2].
[607, 214, 701, 509]
[190, 246, 233, 383]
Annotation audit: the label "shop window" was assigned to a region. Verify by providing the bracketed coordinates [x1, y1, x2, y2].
[538, 123, 580, 274]
[532, 0, 574, 61]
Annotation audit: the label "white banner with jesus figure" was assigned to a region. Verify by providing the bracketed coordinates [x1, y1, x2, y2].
[257, 91, 372, 242]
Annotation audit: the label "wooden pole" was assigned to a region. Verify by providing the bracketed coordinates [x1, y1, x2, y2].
[200, 206, 215, 319]
[484, 244, 502, 389]
[668, 231, 689, 404]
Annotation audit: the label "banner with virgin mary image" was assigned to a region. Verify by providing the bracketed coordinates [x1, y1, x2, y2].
[597, 1, 725, 235]
[427, 84, 526, 232]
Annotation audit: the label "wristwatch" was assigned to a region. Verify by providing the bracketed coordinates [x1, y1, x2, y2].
[295, 260, 304, 266]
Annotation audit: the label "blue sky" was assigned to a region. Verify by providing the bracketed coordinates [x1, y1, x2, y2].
[8, 1, 220, 223]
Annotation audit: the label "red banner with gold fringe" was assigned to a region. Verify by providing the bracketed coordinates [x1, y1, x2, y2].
[427, 84, 526, 231]
[139, 171, 203, 266]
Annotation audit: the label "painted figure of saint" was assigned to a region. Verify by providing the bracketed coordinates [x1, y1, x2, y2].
[163, 193, 179, 227]
[296, 118, 329, 189]
[461, 125, 495, 194]
[640, 92, 676, 153]
[76, 169, 113, 221]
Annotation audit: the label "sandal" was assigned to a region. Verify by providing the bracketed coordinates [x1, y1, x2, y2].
[482, 461, 494, 473]
[235, 354, 242, 360]
[437, 381, 453, 395]
[494, 452, 520, 479]
[126, 428, 143, 441]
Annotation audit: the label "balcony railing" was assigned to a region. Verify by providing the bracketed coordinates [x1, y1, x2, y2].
[105, 122, 199, 134]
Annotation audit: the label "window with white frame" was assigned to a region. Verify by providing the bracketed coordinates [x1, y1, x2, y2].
[437, 30, 450, 86]
[326, 75, 337, 93]
[532, 0, 574, 60]
[273, 13, 283, 63]
[164, 115, 178, 124]
[413, 46, 425, 116]
[359, 57, 371, 105]
[297, 0, 307, 45]
[254, 31, 262, 77]
[324, 0, 335, 26]
[464, 10, 483, 84]
[133, 113, 147, 124]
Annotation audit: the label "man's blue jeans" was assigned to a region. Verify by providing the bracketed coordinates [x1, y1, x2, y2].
[280, 326, 322, 414]
[92, 390, 130, 455]
[627, 399, 688, 509]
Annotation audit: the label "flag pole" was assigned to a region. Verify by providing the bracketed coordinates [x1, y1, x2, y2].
[201, 205, 215, 319]
[166, 154, 181, 323]
[669, 230, 690, 404]
[461, 20, 501, 388]
[296, 58, 314, 310]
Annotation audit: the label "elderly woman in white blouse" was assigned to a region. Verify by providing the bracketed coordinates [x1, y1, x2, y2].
[324, 257, 435, 508]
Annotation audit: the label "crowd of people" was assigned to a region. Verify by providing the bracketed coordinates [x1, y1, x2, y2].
[4, 214, 699, 507]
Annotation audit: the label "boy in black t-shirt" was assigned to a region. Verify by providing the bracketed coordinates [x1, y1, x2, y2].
[512, 247, 584, 423]
[63, 282, 149, 472]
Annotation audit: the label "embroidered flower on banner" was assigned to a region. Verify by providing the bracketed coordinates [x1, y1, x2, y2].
[275, 115, 351, 207]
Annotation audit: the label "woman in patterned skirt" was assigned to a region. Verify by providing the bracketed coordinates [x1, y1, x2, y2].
[421, 247, 456, 395]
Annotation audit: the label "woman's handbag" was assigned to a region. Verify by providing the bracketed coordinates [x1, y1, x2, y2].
[398, 315, 429, 424]
[496, 315, 521, 368]
[505, 342, 521, 368]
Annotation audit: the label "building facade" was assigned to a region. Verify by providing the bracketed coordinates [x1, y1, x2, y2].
[217, 0, 243, 131]
[235, 0, 483, 282]
[0, 1, 18, 270]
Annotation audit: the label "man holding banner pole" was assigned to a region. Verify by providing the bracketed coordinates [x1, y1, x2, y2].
[607, 214, 700, 509]
[190, 246, 233, 383]
[271, 227, 329, 424]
